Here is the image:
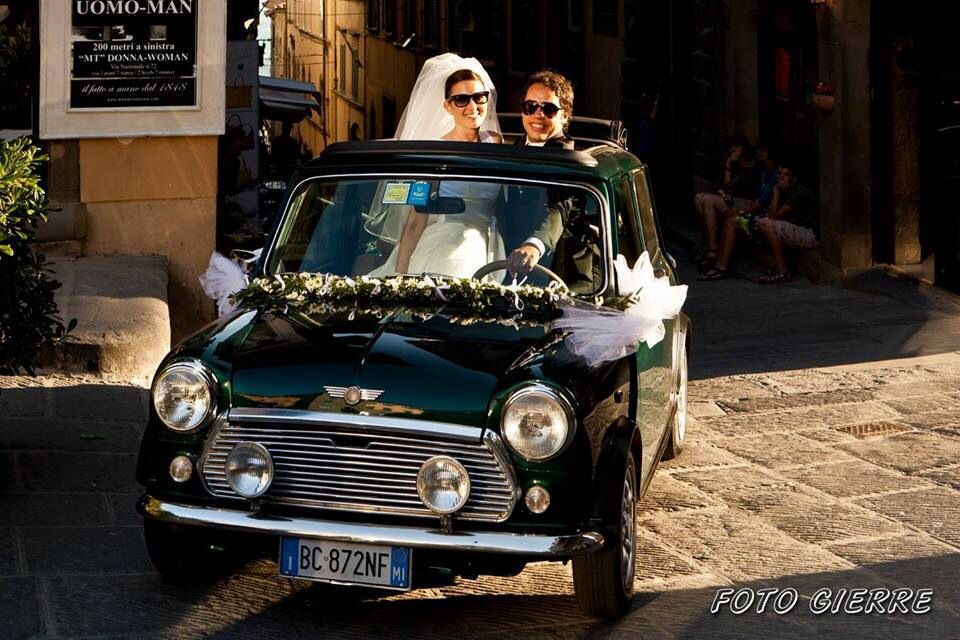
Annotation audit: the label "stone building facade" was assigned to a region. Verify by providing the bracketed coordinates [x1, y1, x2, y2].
[686, 0, 960, 289]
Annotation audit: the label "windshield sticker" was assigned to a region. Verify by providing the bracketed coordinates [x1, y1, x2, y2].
[408, 181, 431, 206]
[382, 182, 412, 205]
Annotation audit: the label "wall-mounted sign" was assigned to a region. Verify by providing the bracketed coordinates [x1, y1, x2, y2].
[70, 0, 198, 109]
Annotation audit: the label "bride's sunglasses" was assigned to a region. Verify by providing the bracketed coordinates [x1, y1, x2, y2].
[447, 91, 490, 108]
[521, 100, 561, 118]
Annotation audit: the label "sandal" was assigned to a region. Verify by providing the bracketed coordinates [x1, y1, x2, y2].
[759, 270, 792, 284]
[697, 267, 728, 281]
[696, 250, 718, 271]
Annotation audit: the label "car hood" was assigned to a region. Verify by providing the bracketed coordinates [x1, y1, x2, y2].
[227, 308, 562, 427]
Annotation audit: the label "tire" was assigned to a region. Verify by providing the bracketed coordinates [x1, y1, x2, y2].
[572, 453, 637, 619]
[662, 335, 688, 461]
[143, 520, 242, 583]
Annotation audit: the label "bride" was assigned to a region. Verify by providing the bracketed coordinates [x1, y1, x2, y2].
[367, 54, 505, 279]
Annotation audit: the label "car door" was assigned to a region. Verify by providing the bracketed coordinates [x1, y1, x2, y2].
[612, 176, 671, 491]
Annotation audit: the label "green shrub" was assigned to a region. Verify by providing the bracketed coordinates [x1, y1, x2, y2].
[0, 138, 75, 375]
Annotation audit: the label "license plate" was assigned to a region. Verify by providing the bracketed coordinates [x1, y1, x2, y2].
[279, 537, 412, 590]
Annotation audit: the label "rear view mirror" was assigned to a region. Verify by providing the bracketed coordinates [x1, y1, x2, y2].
[414, 197, 466, 214]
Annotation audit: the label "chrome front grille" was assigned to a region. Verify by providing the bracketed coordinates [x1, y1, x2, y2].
[200, 409, 519, 522]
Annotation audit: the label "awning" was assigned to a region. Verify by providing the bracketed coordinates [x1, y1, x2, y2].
[259, 75, 320, 122]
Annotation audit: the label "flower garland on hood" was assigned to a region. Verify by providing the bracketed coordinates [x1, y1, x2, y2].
[229, 252, 687, 367]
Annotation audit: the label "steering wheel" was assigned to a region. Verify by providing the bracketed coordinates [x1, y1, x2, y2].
[472, 260, 568, 290]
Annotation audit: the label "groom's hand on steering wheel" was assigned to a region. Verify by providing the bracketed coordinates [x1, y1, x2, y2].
[507, 243, 542, 277]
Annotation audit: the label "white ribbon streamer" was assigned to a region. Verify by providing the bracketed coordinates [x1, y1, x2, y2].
[552, 252, 688, 367]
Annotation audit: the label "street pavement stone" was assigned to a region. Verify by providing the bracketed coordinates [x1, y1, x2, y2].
[15, 451, 141, 493]
[0, 528, 18, 575]
[656, 439, 746, 472]
[53, 384, 147, 422]
[0, 387, 47, 418]
[711, 432, 856, 469]
[0, 493, 109, 526]
[781, 460, 936, 499]
[0, 577, 41, 639]
[22, 525, 153, 575]
[695, 401, 902, 436]
[638, 507, 852, 582]
[879, 392, 960, 416]
[717, 389, 876, 414]
[918, 465, 960, 491]
[636, 474, 724, 516]
[837, 432, 960, 475]
[856, 488, 960, 547]
[0, 417, 144, 453]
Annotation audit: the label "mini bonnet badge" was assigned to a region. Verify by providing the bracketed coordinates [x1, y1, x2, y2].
[324, 385, 385, 406]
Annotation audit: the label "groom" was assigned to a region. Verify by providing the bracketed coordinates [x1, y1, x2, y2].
[505, 70, 577, 277]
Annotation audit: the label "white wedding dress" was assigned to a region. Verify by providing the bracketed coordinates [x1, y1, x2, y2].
[368, 135, 505, 279]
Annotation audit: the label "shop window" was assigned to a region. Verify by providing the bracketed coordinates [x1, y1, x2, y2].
[593, 0, 617, 36]
[351, 56, 360, 101]
[402, 0, 417, 42]
[0, 2, 38, 138]
[383, 0, 397, 37]
[367, 0, 381, 33]
[422, 0, 440, 49]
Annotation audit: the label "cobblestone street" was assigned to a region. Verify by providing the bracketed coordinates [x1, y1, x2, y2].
[2, 271, 960, 638]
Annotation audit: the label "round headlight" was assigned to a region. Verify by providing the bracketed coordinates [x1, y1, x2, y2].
[501, 385, 573, 461]
[225, 442, 274, 498]
[417, 456, 471, 515]
[152, 362, 217, 432]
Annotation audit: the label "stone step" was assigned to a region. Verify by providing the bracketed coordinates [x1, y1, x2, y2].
[32, 240, 83, 258]
[40, 255, 170, 383]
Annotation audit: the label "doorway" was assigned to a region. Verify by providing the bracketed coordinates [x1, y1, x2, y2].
[871, 1, 960, 291]
[757, 0, 819, 188]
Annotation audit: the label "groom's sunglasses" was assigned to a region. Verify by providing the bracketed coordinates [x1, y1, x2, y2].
[447, 91, 490, 108]
[521, 100, 561, 118]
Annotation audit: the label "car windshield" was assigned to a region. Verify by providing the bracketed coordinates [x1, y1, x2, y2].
[266, 176, 605, 294]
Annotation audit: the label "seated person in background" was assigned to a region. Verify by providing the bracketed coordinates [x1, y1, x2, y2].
[692, 133, 759, 270]
[701, 157, 817, 283]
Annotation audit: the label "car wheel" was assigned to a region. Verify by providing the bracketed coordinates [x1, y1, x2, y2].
[662, 335, 688, 460]
[572, 453, 637, 619]
[143, 520, 240, 582]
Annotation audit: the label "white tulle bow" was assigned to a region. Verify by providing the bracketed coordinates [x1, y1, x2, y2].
[552, 252, 688, 367]
[199, 252, 250, 317]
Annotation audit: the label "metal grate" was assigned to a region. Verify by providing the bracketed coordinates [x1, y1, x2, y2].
[836, 422, 913, 439]
[200, 414, 518, 522]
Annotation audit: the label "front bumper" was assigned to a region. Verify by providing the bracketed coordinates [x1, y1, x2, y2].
[139, 495, 604, 557]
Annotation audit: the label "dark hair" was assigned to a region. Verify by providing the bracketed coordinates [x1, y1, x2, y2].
[522, 70, 575, 131]
[778, 155, 801, 177]
[444, 69, 484, 98]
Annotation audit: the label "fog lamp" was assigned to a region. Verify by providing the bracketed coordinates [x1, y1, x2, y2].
[225, 442, 274, 498]
[525, 486, 551, 514]
[417, 456, 470, 515]
[168, 455, 193, 483]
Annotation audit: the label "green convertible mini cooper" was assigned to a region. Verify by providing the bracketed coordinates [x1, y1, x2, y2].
[137, 120, 690, 619]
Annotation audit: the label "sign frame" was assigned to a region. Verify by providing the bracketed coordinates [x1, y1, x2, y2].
[40, 0, 226, 139]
